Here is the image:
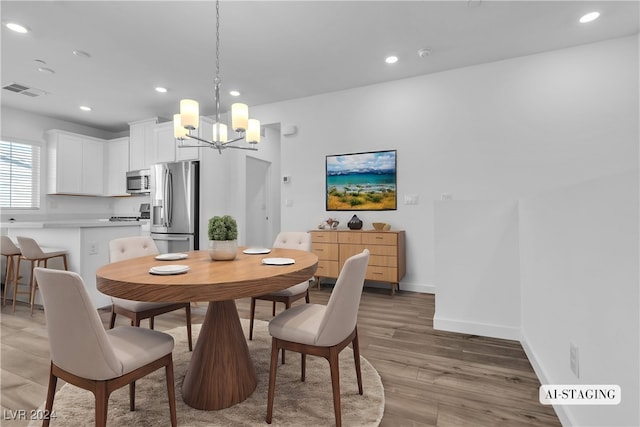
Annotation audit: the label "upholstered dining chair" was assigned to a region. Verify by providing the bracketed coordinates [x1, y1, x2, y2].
[16, 236, 69, 315]
[249, 231, 312, 362]
[108, 236, 192, 351]
[34, 267, 177, 427]
[1, 236, 22, 312]
[266, 249, 370, 427]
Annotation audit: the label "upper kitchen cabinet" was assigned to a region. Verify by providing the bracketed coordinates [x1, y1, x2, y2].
[153, 122, 177, 164]
[128, 117, 157, 171]
[105, 137, 130, 196]
[46, 130, 104, 195]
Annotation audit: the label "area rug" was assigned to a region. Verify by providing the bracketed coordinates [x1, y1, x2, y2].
[30, 319, 384, 426]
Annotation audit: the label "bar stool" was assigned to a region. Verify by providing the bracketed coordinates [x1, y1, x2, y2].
[16, 236, 69, 315]
[1, 236, 22, 312]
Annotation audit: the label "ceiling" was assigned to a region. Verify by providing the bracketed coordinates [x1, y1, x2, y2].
[1, 1, 638, 134]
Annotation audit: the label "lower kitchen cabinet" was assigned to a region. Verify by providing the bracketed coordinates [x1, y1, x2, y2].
[310, 229, 406, 295]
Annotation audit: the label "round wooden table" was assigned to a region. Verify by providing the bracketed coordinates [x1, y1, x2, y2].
[96, 248, 318, 410]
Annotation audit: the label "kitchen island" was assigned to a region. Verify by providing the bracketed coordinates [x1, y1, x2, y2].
[3, 219, 143, 308]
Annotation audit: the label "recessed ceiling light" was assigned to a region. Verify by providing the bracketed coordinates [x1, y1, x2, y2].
[579, 11, 600, 24]
[155, 87, 168, 93]
[38, 67, 55, 74]
[385, 56, 398, 64]
[229, 90, 240, 97]
[72, 50, 91, 58]
[6, 22, 29, 34]
[79, 106, 92, 112]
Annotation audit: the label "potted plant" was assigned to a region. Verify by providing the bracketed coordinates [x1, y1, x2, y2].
[208, 215, 238, 260]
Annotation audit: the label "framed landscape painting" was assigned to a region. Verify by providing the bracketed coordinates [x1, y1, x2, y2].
[326, 149, 397, 211]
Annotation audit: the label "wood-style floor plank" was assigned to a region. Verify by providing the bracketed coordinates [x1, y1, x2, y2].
[1, 286, 560, 426]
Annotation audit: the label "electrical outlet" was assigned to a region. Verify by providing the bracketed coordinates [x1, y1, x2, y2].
[570, 343, 580, 378]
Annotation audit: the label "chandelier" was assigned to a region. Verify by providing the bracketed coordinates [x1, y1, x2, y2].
[173, 0, 260, 154]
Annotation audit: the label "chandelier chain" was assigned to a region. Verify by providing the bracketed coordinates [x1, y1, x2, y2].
[215, 0, 220, 81]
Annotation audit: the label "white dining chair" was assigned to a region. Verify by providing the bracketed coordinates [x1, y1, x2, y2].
[266, 249, 370, 427]
[109, 236, 193, 351]
[249, 231, 312, 363]
[34, 267, 177, 427]
[16, 236, 69, 315]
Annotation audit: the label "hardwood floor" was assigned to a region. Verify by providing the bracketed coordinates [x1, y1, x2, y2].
[1, 286, 561, 426]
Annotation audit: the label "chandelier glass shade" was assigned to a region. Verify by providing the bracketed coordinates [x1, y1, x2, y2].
[173, 0, 260, 154]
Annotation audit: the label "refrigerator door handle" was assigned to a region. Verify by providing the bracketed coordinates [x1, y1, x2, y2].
[163, 168, 170, 228]
[167, 170, 174, 227]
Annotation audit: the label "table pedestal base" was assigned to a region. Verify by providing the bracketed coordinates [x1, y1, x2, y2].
[182, 300, 257, 410]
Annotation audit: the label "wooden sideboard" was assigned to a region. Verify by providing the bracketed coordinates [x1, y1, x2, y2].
[309, 229, 406, 295]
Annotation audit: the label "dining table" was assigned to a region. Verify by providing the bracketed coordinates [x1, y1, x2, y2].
[96, 247, 318, 410]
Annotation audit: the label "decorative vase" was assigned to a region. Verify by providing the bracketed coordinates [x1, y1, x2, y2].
[347, 215, 363, 230]
[208, 240, 238, 261]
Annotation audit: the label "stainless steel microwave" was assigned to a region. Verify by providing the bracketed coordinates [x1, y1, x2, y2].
[126, 169, 150, 194]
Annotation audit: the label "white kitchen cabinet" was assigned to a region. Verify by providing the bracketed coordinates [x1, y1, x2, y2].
[46, 130, 104, 195]
[105, 137, 130, 196]
[128, 117, 157, 170]
[153, 122, 177, 164]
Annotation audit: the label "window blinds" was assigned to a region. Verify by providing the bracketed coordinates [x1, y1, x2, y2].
[0, 140, 41, 209]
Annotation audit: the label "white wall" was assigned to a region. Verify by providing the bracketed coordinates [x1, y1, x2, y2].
[433, 200, 521, 340]
[519, 170, 639, 427]
[248, 35, 638, 293]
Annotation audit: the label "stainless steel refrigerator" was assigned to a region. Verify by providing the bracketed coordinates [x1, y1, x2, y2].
[150, 160, 199, 253]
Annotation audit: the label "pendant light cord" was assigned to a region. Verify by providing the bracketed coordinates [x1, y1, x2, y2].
[214, 0, 221, 123]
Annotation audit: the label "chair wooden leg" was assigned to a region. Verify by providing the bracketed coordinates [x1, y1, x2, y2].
[352, 329, 363, 395]
[2, 255, 10, 306]
[305, 288, 310, 303]
[165, 355, 177, 427]
[301, 353, 306, 382]
[271, 301, 276, 317]
[266, 337, 280, 424]
[249, 297, 256, 340]
[109, 307, 117, 329]
[149, 316, 155, 329]
[129, 381, 136, 411]
[281, 300, 293, 365]
[29, 260, 36, 316]
[95, 381, 109, 427]
[329, 347, 342, 427]
[12, 257, 21, 313]
[42, 364, 57, 427]
[61, 254, 68, 271]
[185, 304, 193, 351]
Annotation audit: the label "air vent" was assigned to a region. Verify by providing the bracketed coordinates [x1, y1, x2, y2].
[2, 83, 48, 97]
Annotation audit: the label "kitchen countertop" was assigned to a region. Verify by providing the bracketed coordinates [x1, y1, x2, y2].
[1, 219, 144, 229]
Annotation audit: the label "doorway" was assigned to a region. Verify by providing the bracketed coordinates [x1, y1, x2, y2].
[245, 156, 271, 247]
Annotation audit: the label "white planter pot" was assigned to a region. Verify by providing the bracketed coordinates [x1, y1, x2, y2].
[208, 240, 238, 261]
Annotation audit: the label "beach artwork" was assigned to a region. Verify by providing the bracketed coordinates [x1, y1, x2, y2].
[326, 150, 397, 211]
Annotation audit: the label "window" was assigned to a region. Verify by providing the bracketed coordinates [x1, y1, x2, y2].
[0, 139, 41, 209]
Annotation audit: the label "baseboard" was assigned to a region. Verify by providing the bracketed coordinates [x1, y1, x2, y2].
[520, 331, 572, 427]
[433, 315, 521, 341]
[365, 280, 435, 294]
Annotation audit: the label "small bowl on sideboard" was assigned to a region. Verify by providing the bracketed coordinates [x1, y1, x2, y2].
[372, 222, 390, 231]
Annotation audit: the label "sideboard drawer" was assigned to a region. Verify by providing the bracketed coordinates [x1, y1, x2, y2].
[362, 232, 397, 246]
[338, 232, 362, 244]
[366, 266, 397, 283]
[311, 243, 339, 261]
[316, 260, 339, 278]
[310, 231, 337, 243]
